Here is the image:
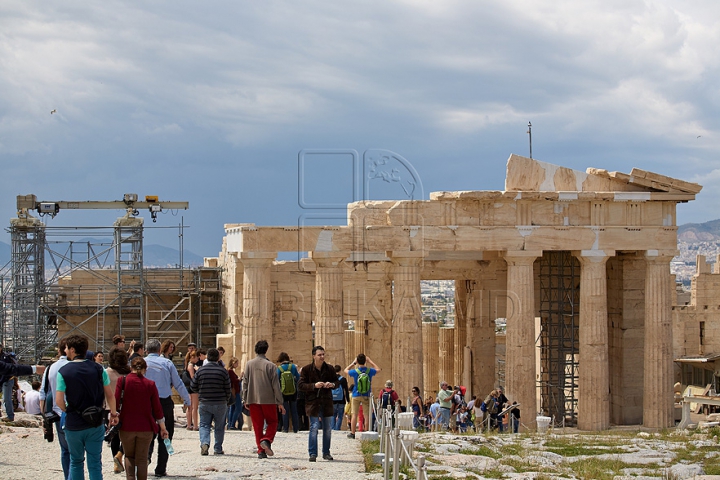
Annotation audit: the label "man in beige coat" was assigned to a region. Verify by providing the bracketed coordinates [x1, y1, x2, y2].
[242, 340, 285, 459]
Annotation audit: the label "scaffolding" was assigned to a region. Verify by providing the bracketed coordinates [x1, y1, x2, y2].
[538, 250, 580, 427]
[1, 221, 222, 362]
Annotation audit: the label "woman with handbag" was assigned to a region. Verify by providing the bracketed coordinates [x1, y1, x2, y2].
[226, 357, 243, 430]
[185, 351, 200, 430]
[106, 347, 131, 473]
[116, 356, 168, 480]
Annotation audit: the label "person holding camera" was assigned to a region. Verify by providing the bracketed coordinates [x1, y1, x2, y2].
[115, 356, 168, 480]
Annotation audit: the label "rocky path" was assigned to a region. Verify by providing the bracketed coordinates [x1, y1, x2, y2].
[0, 408, 368, 480]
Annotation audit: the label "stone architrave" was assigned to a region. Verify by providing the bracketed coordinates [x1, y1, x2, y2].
[422, 321, 440, 399]
[239, 252, 275, 369]
[574, 250, 613, 431]
[502, 251, 541, 428]
[644, 250, 676, 428]
[311, 252, 348, 366]
[390, 252, 424, 401]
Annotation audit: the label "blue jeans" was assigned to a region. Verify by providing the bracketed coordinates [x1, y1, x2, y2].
[308, 415, 333, 457]
[199, 403, 227, 453]
[57, 415, 71, 480]
[282, 398, 299, 433]
[2, 380, 13, 420]
[512, 416, 519, 433]
[439, 408, 450, 429]
[332, 403, 345, 430]
[228, 393, 243, 429]
[64, 425, 104, 480]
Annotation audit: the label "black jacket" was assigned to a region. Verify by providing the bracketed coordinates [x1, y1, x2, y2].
[298, 361, 337, 418]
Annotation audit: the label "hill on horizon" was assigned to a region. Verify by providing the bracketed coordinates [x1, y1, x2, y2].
[678, 219, 720, 243]
[0, 240, 204, 270]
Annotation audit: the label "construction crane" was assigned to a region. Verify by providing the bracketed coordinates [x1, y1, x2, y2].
[16, 193, 189, 222]
[5, 193, 190, 362]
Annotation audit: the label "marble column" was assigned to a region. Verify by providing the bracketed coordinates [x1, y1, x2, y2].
[311, 252, 347, 367]
[422, 321, 440, 400]
[390, 253, 424, 401]
[470, 281, 497, 400]
[439, 327, 455, 389]
[502, 251, 540, 428]
[239, 252, 275, 370]
[643, 251, 676, 428]
[574, 250, 613, 431]
[453, 282, 468, 388]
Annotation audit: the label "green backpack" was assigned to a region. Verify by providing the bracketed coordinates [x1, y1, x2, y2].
[280, 363, 296, 396]
[355, 368, 371, 395]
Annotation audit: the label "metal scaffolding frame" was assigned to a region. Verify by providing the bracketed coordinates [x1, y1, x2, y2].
[1, 220, 222, 362]
[538, 250, 580, 427]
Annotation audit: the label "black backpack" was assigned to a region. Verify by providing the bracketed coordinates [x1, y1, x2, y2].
[380, 389, 395, 409]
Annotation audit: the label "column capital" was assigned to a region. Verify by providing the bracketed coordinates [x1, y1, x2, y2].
[387, 251, 425, 266]
[238, 252, 276, 266]
[502, 250, 542, 265]
[644, 249, 678, 262]
[572, 250, 615, 264]
[310, 251, 348, 268]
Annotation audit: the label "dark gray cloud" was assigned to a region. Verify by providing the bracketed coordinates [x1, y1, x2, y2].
[0, 0, 718, 255]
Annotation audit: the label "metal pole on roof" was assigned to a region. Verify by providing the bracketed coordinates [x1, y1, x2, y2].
[527, 122, 533, 159]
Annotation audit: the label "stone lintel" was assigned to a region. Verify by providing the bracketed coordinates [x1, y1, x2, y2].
[501, 250, 542, 262]
[644, 249, 678, 260]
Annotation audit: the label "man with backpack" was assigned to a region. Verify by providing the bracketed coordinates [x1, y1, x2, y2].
[378, 380, 399, 411]
[344, 353, 380, 439]
[276, 352, 300, 433]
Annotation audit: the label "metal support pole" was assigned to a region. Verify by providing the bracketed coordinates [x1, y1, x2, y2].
[393, 427, 401, 480]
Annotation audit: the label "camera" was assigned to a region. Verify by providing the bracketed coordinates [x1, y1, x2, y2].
[43, 419, 54, 442]
[104, 423, 121, 443]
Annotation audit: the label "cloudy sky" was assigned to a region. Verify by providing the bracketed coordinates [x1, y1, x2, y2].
[1, 0, 719, 257]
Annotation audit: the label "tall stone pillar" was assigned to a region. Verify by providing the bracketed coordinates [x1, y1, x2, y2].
[644, 250, 676, 428]
[422, 321, 440, 399]
[574, 250, 613, 431]
[239, 252, 275, 369]
[439, 327, 455, 389]
[390, 253, 424, 400]
[311, 252, 347, 367]
[453, 282, 468, 387]
[502, 251, 540, 427]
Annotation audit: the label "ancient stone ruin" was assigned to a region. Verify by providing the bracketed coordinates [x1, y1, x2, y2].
[213, 154, 702, 431]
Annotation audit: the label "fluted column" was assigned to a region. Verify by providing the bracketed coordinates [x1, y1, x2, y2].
[574, 250, 613, 431]
[311, 252, 347, 366]
[439, 327, 455, 388]
[422, 321, 440, 399]
[453, 282, 467, 387]
[502, 251, 540, 428]
[644, 250, 676, 428]
[390, 253, 424, 400]
[239, 252, 275, 370]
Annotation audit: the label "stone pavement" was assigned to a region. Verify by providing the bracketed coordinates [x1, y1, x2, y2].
[0, 409, 369, 480]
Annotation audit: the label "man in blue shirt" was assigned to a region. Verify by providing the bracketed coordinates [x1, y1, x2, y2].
[344, 353, 380, 438]
[56, 334, 119, 480]
[145, 339, 192, 477]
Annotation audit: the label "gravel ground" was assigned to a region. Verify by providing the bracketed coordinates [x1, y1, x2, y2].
[0, 407, 369, 480]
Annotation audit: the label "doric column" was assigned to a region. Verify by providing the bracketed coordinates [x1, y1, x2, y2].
[574, 250, 613, 431]
[311, 252, 348, 366]
[453, 282, 468, 387]
[502, 251, 540, 428]
[644, 250, 676, 428]
[390, 252, 424, 400]
[422, 321, 440, 399]
[239, 252, 275, 370]
[439, 327, 455, 389]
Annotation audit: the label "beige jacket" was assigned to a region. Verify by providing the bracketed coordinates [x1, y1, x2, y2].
[241, 354, 283, 406]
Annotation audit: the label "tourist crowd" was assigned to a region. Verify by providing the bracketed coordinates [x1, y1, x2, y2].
[1, 334, 521, 480]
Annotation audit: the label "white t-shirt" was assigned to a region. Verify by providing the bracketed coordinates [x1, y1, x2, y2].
[24, 389, 43, 415]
